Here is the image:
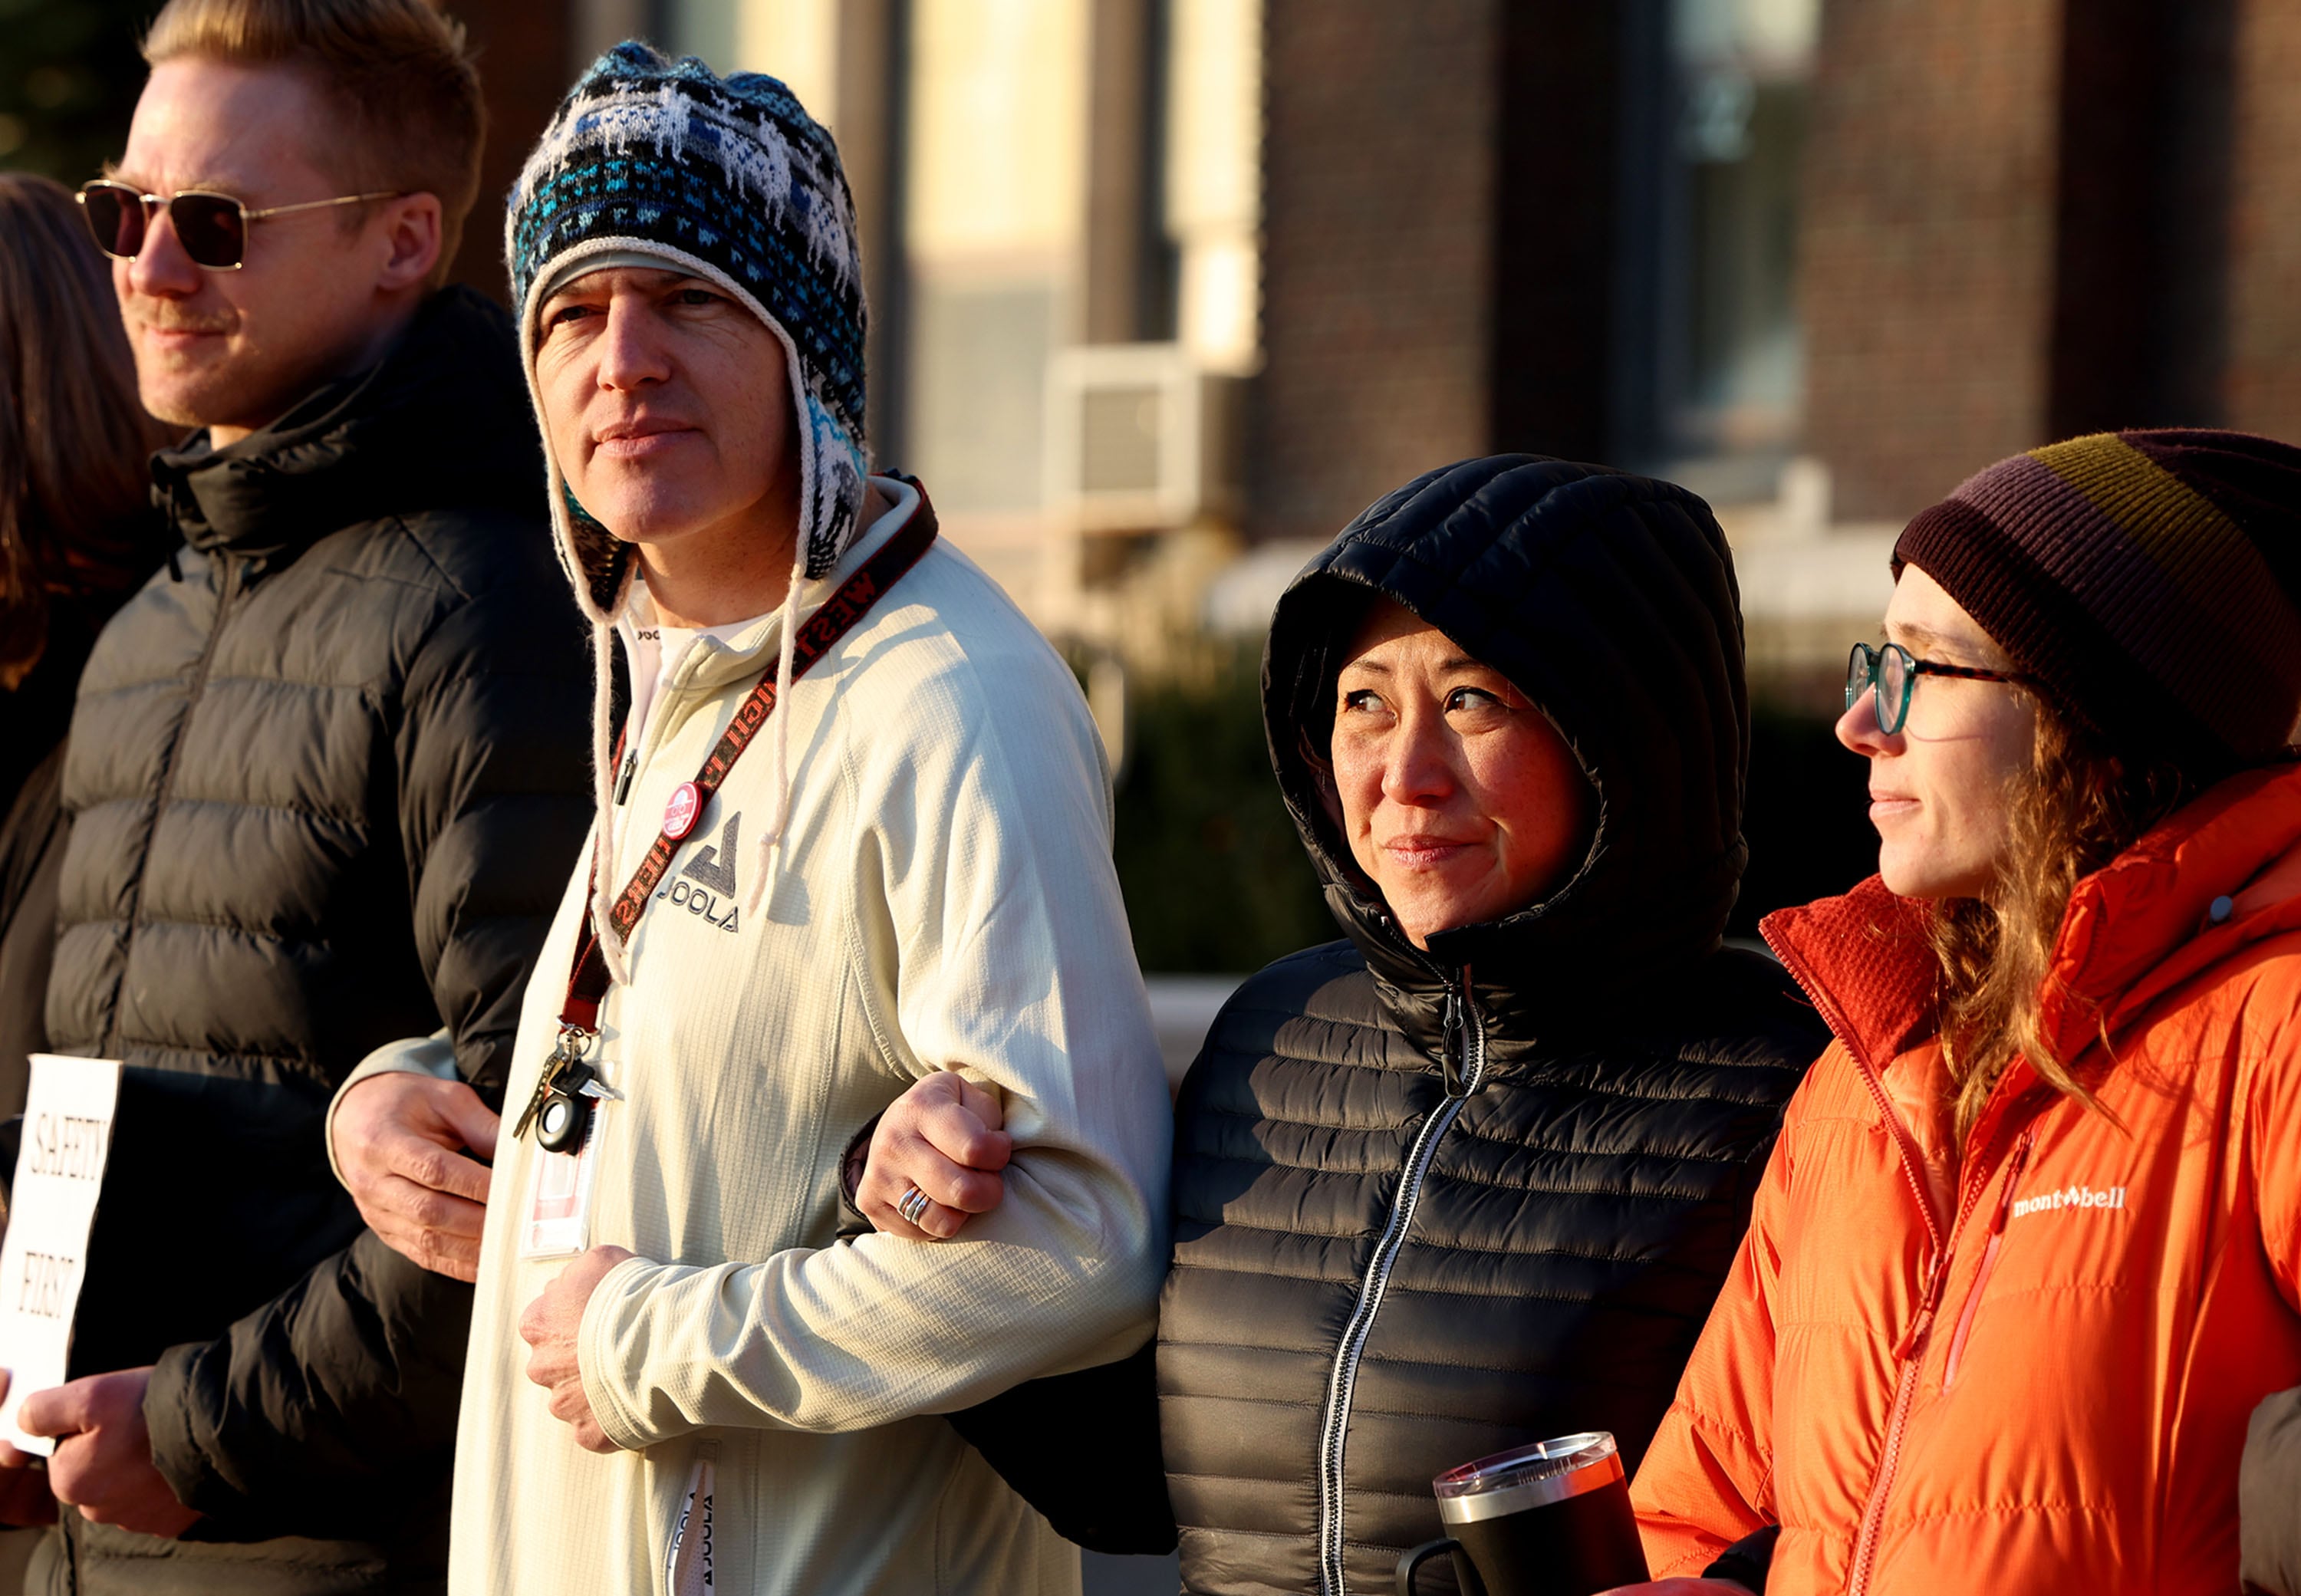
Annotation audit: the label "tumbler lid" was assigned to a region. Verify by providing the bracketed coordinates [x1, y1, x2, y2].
[1432, 1431, 1625, 1524]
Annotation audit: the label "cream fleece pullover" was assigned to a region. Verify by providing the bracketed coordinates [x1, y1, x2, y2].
[448, 485, 1172, 1595]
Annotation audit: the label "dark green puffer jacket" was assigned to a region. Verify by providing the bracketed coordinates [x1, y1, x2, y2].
[40, 286, 592, 1593]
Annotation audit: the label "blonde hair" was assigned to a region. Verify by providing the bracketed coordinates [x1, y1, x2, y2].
[142, 0, 485, 280]
[1930, 707, 2201, 1140]
[0, 176, 172, 689]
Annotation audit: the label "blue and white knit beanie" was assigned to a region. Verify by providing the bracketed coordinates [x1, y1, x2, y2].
[505, 44, 871, 976]
[508, 41, 869, 613]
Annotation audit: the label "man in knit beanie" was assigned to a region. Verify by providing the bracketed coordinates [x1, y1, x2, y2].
[326, 45, 1170, 1596]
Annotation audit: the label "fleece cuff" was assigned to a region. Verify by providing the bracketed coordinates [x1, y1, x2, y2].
[577, 1255, 693, 1453]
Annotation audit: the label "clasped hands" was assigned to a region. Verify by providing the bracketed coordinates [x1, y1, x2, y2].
[336, 1071, 628, 1453]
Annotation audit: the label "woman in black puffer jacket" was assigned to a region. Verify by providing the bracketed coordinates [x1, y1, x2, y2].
[859, 455, 1829, 1595]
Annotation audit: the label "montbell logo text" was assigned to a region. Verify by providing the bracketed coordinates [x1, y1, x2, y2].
[2011, 1184, 2128, 1219]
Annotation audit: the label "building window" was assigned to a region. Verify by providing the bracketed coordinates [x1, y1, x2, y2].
[1163, 0, 1261, 376]
[899, 0, 1087, 519]
[1625, 0, 1819, 495]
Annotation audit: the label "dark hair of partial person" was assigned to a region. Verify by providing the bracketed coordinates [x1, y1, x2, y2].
[140, 0, 486, 278]
[0, 174, 170, 691]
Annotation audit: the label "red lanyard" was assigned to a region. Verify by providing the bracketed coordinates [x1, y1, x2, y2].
[558, 505, 938, 1032]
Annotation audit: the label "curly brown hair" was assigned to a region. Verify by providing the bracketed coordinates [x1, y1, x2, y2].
[0, 174, 171, 690]
[1928, 705, 2204, 1141]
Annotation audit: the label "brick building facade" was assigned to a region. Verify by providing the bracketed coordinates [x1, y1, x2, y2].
[1809, 0, 2301, 521]
[1243, 0, 2301, 541]
[425, 0, 2301, 660]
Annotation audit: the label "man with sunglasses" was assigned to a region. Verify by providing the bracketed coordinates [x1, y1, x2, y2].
[0, 0, 593, 1588]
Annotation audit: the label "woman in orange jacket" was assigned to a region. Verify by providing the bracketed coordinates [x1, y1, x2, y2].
[1621, 429, 2301, 1596]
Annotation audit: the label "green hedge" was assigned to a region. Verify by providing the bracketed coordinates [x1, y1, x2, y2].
[1110, 641, 1332, 974]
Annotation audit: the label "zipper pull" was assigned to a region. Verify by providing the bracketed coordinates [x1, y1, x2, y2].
[1987, 1134, 2035, 1241]
[1440, 988, 1464, 1095]
[1894, 1258, 1948, 1361]
[1443, 966, 1483, 1098]
[614, 749, 637, 805]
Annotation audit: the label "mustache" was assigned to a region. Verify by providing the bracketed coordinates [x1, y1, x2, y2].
[130, 306, 236, 334]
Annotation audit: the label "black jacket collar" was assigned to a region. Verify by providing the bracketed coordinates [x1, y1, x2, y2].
[151, 286, 544, 564]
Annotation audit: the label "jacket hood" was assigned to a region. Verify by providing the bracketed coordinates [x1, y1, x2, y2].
[1763, 761, 2301, 1084]
[1264, 453, 1751, 1058]
[150, 286, 542, 560]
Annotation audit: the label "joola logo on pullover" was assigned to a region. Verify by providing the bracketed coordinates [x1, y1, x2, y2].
[653, 811, 742, 933]
[2011, 1183, 2128, 1219]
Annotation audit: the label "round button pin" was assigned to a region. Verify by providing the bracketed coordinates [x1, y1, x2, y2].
[663, 780, 703, 841]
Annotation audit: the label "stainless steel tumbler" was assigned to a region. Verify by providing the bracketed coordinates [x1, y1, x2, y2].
[1395, 1431, 1649, 1596]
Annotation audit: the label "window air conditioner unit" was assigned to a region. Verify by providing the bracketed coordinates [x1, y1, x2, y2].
[1045, 343, 1244, 531]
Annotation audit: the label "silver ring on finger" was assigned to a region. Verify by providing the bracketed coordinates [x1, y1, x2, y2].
[897, 1184, 934, 1229]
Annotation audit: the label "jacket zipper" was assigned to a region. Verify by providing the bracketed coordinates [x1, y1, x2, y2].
[1942, 1134, 2033, 1392]
[1770, 944, 2019, 1596]
[1845, 1114, 2016, 1596]
[1314, 964, 1485, 1596]
[102, 551, 240, 1058]
[1848, 1266, 1937, 1596]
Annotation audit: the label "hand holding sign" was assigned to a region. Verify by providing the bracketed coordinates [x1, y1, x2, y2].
[0, 1055, 123, 1456]
[0, 1059, 199, 1537]
[0, 1377, 57, 1526]
[20, 1367, 199, 1536]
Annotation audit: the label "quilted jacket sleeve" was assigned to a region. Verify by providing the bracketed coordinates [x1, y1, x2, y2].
[2240, 1022, 2301, 1595]
[145, 1230, 472, 1542]
[1631, 1050, 1809, 1578]
[143, 541, 594, 1535]
[393, 551, 597, 1097]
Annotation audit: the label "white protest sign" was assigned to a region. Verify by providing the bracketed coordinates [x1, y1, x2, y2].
[0, 1055, 123, 1456]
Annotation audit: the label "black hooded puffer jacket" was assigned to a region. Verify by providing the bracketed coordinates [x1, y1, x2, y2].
[1157, 456, 1830, 1596]
[41, 286, 593, 1588]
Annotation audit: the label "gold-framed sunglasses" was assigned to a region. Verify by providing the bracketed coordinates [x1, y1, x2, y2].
[76, 179, 402, 271]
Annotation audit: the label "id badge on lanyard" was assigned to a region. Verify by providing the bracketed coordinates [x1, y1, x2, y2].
[520, 1094, 610, 1259]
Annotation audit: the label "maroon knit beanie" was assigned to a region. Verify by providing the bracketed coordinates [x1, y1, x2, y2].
[1893, 428, 2301, 768]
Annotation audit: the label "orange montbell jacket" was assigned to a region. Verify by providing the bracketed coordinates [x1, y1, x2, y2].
[1633, 765, 2301, 1595]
